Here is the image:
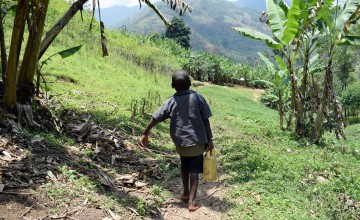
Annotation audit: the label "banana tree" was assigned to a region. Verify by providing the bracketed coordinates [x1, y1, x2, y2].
[312, 0, 359, 142]
[258, 52, 291, 130]
[233, 0, 360, 142]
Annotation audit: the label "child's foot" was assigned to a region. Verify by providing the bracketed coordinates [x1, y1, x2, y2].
[188, 203, 201, 212]
[180, 195, 189, 203]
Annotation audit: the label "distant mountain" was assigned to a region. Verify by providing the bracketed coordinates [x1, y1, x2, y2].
[232, 0, 266, 10]
[98, 5, 140, 29]
[113, 0, 273, 65]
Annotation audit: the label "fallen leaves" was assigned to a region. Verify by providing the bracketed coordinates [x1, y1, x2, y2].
[30, 135, 44, 144]
[0, 107, 179, 219]
[0, 150, 15, 162]
[316, 176, 329, 184]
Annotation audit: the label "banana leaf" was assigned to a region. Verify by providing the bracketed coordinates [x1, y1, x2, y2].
[282, 0, 301, 45]
[336, 0, 360, 29]
[258, 52, 275, 74]
[232, 27, 282, 49]
[339, 36, 360, 45]
[266, 0, 287, 42]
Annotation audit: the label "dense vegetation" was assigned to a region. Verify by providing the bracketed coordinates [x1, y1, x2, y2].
[0, 0, 359, 219]
[165, 17, 191, 49]
[234, 0, 360, 143]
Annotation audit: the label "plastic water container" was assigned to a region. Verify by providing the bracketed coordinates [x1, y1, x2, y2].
[203, 149, 217, 181]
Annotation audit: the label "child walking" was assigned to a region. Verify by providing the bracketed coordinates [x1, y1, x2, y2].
[140, 70, 214, 212]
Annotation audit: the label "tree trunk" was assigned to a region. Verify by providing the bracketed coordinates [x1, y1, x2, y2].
[18, 0, 49, 86]
[0, 13, 7, 81]
[3, 0, 27, 111]
[39, 0, 88, 59]
[278, 93, 284, 130]
[296, 47, 310, 136]
[313, 66, 332, 143]
[287, 61, 297, 130]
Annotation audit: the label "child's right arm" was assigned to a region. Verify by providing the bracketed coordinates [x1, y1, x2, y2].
[140, 117, 158, 147]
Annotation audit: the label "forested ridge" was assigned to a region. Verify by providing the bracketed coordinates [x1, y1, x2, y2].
[0, 0, 359, 219]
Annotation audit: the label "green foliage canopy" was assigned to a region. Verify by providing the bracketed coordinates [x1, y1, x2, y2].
[165, 17, 191, 49]
[341, 82, 360, 112]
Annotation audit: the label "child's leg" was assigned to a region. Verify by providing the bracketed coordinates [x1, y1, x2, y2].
[181, 169, 190, 201]
[188, 172, 201, 211]
[179, 154, 202, 211]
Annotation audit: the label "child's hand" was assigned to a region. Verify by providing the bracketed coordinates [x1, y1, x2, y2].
[205, 140, 214, 152]
[139, 135, 152, 152]
[139, 134, 149, 147]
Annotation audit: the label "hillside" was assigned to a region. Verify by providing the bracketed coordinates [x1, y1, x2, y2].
[232, 0, 267, 10]
[98, 0, 268, 28]
[0, 1, 359, 220]
[114, 0, 272, 65]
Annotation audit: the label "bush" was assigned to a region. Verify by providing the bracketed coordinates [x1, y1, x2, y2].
[261, 91, 279, 109]
[341, 81, 360, 121]
[249, 80, 272, 89]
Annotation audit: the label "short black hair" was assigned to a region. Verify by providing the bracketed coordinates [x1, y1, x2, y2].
[171, 70, 191, 91]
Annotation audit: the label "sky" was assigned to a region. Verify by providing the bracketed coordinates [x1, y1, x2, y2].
[97, 0, 140, 8]
[96, 0, 238, 8]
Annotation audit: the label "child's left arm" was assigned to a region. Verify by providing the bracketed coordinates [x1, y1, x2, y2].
[203, 119, 214, 151]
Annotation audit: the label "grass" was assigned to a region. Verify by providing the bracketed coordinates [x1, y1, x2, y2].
[5, 1, 359, 219]
[195, 85, 359, 219]
[42, 65, 360, 219]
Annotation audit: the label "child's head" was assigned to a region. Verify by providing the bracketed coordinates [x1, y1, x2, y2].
[172, 70, 191, 91]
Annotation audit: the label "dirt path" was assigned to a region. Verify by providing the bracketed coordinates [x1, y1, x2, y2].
[155, 179, 226, 220]
[1, 151, 226, 220]
[195, 82, 264, 102]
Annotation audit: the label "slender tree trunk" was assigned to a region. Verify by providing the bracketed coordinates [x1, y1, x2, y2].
[18, 0, 49, 86]
[313, 64, 332, 143]
[39, 0, 88, 59]
[344, 108, 347, 121]
[278, 93, 284, 130]
[0, 13, 7, 81]
[296, 48, 309, 136]
[3, 0, 27, 111]
[312, 41, 346, 142]
[287, 61, 297, 130]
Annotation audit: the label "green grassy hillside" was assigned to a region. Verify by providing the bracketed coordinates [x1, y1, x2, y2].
[1, 1, 359, 219]
[200, 86, 359, 219]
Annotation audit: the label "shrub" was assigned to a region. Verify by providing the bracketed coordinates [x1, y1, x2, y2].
[249, 80, 272, 89]
[261, 91, 279, 109]
[341, 81, 360, 121]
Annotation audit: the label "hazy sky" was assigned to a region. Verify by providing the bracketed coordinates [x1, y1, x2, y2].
[96, 0, 238, 8]
[97, 0, 140, 8]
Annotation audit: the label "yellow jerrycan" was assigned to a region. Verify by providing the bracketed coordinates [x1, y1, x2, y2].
[203, 149, 217, 181]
